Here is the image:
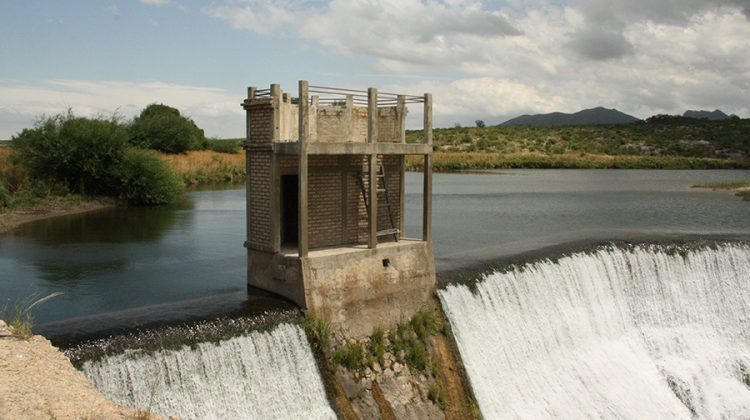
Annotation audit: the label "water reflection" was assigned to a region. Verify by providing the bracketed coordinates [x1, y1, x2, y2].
[10, 204, 187, 245]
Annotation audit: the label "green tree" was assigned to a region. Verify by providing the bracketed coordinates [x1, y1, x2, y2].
[475, 119, 486, 128]
[129, 104, 206, 153]
[11, 112, 129, 196]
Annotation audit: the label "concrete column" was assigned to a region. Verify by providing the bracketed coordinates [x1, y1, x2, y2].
[423, 93, 432, 243]
[368, 87, 378, 249]
[271, 84, 281, 141]
[397, 95, 406, 143]
[299, 81, 310, 257]
[245, 87, 255, 245]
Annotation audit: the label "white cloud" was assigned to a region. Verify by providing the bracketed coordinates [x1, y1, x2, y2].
[139, 0, 170, 6]
[0, 80, 244, 139]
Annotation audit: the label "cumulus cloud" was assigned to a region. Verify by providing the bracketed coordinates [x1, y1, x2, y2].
[0, 80, 243, 138]
[201, 0, 750, 125]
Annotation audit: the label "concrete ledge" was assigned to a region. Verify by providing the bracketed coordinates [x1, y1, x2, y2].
[302, 241, 436, 337]
[248, 240, 437, 337]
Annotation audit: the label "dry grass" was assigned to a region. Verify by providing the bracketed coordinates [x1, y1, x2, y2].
[693, 180, 750, 202]
[159, 150, 245, 185]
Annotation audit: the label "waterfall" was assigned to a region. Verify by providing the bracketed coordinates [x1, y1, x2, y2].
[439, 243, 750, 419]
[82, 323, 336, 420]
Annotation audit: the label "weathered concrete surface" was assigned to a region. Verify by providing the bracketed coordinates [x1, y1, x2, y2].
[247, 250, 306, 308]
[302, 241, 436, 337]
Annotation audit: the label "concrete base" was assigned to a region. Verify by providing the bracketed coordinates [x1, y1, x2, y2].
[248, 240, 436, 337]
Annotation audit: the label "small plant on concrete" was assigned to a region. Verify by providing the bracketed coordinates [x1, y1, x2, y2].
[302, 315, 331, 352]
[334, 342, 371, 371]
[0, 292, 62, 338]
[370, 328, 386, 366]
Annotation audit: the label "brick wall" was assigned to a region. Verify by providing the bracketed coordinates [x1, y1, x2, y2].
[246, 150, 272, 251]
[246, 100, 274, 143]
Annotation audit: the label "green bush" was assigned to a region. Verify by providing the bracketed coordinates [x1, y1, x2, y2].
[207, 138, 241, 154]
[129, 104, 206, 153]
[11, 113, 129, 196]
[0, 179, 10, 207]
[115, 149, 183, 205]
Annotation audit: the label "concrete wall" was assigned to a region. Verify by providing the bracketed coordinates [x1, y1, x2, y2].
[302, 242, 436, 337]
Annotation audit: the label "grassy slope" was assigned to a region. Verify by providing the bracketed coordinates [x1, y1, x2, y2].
[406, 118, 750, 170]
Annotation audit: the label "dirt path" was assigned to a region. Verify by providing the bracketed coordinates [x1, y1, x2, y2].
[0, 331, 142, 420]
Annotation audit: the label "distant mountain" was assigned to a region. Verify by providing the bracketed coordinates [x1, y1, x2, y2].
[683, 110, 731, 120]
[501, 107, 641, 126]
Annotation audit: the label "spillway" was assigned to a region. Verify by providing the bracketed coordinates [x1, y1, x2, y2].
[82, 323, 335, 420]
[439, 243, 750, 419]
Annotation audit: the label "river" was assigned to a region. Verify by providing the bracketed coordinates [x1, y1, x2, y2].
[1, 169, 748, 331]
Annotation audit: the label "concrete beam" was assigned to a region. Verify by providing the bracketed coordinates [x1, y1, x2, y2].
[272, 142, 431, 156]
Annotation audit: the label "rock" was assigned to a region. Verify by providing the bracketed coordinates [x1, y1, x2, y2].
[373, 361, 382, 373]
[0, 320, 13, 337]
[393, 362, 403, 374]
[337, 369, 363, 399]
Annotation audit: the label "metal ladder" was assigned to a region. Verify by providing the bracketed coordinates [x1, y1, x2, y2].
[358, 164, 399, 242]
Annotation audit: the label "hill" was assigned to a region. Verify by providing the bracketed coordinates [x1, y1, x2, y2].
[683, 110, 732, 120]
[501, 107, 641, 126]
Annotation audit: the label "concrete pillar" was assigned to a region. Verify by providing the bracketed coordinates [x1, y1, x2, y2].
[270, 84, 281, 141]
[245, 87, 255, 245]
[423, 93, 432, 243]
[299, 81, 310, 257]
[368, 87, 378, 249]
[397, 95, 406, 143]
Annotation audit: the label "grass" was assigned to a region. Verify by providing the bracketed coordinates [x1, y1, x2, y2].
[333, 341, 371, 372]
[391, 308, 444, 372]
[0, 292, 63, 338]
[370, 328, 386, 366]
[301, 315, 332, 352]
[692, 180, 750, 201]
[158, 150, 245, 185]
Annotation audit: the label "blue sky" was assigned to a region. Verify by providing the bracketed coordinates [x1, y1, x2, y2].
[1, 0, 749, 138]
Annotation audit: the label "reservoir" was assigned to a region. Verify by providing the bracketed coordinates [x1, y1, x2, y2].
[1, 169, 748, 328]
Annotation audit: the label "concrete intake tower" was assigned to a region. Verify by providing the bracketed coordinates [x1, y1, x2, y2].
[242, 81, 436, 336]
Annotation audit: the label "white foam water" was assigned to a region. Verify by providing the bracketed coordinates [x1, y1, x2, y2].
[439, 243, 750, 419]
[82, 323, 336, 420]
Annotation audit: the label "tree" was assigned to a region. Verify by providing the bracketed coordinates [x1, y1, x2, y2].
[475, 120, 486, 128]
[129, 104, 206, 153]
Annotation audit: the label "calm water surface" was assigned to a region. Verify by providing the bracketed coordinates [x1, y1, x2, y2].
[1, 170, 748, 330]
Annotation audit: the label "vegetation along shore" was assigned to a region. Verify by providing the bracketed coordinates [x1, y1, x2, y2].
[2, 108, 748, 233]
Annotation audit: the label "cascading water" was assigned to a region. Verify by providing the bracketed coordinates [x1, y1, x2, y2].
[439, 243, 750, 419]
[81, 323, 336, 420]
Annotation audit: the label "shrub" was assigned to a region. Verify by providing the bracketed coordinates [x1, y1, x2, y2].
[11, 113, 129, 196]
[0, 179, 9, 208]
[206, 138, 242, 154]
[129, 104, 206, 153]
[114, 149, 183, 205]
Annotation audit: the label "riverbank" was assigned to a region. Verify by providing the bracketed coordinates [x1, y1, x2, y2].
[0, 196, 115, 234]
[0, 322, 145, 419]
[406, 152, 746, 171]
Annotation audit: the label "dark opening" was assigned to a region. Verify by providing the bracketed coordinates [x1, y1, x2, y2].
[382, 258, 390, 267]
[281, 175, 298, 246]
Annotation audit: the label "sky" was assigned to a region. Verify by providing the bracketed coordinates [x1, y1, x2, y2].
[1, 0, 748, 139]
